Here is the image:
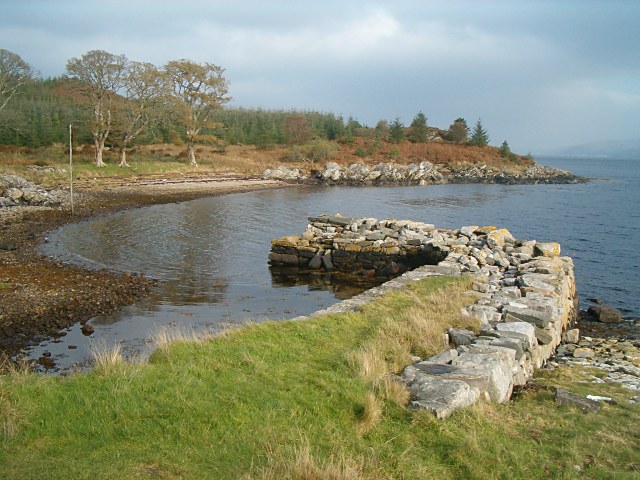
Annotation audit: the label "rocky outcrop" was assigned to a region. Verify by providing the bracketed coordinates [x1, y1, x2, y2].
[273, 215, 578, 418]
[0, 174, 66, 208]
[262, 161, 587, 186]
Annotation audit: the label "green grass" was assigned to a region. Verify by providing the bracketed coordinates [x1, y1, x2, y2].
[1, 277, 638, 479]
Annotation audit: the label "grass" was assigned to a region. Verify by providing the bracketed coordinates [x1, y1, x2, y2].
[0, 276, 638, 479]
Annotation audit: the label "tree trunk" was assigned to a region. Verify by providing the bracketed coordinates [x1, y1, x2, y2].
[187, 142, 198, 167]
[95, 138, 106, 167]
[118, 148, 129, 167]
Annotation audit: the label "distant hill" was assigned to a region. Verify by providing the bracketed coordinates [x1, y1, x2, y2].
[543, 138, 640, 159]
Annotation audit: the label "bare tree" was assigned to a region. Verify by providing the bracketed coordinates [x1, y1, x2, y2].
[112, 62, 168, 167]
[0, 49, 33, 112]
[66, 50, 128, 167]
[164, 59, 230, 166]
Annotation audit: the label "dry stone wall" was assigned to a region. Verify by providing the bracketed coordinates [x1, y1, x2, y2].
[272, 214, 578, 418]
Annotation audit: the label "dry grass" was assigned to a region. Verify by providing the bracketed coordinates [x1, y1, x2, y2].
[377, 376, 410, 407]
[351, 278, 478, 386]
[248, 439, 376, 480]
[151, 326, 204, 352]
[0, 388, 21, 443]
[357, 392, 383, 436]
[89, 341, 127, 374]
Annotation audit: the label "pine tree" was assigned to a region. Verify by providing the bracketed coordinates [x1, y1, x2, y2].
[499, 140, 511, 157]
[469, 119, 489, 146]
[408, 111, 429, 143]
[388, 117, 404, 144]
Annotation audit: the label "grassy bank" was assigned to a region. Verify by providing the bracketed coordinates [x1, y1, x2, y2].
[1, 277, 638, 479]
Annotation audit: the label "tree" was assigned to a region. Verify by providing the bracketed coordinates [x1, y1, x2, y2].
[0, 49, 33, 112]
[375, 119, 389, 140]
[469, 118, 489, 146]
[408, 111, 429, 143]
[498, 140, 512, 158]
[164, 59, 230, 166]
[111, 62, 168, 167]
[66, 50, 128, 167]
[448, 117, 469, 144]
[283, 113, 311, 144]
[388, 117, 405, 144]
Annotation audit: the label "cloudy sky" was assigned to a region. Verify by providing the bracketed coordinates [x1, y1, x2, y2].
[2, 0, 639, 153]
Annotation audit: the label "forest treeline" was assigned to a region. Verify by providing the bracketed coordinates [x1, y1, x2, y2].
[0, 77, 359, 148]
[1, 48, 516, 166]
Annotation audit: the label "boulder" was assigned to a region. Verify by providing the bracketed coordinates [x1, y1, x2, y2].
[555, 388, 601, 413]
[562, 328, 580, 344]
[587, 305, 623, 323]
[448, 328, 476, 347]
[534, 242, 561, 257]
[486, 228, 515, 248]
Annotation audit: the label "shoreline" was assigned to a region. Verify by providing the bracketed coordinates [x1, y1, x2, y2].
[0, 175, 288, 359]
[0, 168, 630, 366]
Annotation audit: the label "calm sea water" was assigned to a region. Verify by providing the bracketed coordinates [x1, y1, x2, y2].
[32, 156, 640, 370]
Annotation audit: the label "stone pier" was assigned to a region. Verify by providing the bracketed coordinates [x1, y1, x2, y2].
[271, 214, 578, 418]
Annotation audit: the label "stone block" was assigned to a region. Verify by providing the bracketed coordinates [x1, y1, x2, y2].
[425, 349, 459, 364]
[448, 328, 476, 347]
[268, 252, 299, 266]
[413, 362, 490, 394]
[534, 326, 554, 345]
[321, 252, 334, 271]
[503, 306, 552, 328]
[534, 242, 561, 257]
[486, 228, 515, 248]
[308, 254, 322, 269]
[402, 366, 481, 419]
[453, 351, 514, 403]
[490, 338, 526, 360]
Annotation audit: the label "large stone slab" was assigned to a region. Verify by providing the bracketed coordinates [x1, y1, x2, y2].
[453, 350, 514, 403]
[412, 362, 490, 393]
[402, 366, 481, 419]
[503, 305, 553, 328]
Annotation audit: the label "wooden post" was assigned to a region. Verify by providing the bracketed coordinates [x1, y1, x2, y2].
[69, 124, 74, 215]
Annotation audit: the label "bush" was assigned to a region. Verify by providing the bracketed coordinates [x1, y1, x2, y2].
[282, 140, 338, 164]
[305, 139, 338, 162]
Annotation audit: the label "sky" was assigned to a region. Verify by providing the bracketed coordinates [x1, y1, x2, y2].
[1, 0, 639, 153]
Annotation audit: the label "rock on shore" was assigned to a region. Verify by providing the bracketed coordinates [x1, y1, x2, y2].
[0, 174, 67, 208]
[263, 161, 587, 186]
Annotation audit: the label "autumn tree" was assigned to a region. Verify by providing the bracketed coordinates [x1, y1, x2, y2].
[283, 113, 311, 144]
[408, 111, 429, 143]
[448, 117, 469, 144]
[375, 119, 389, 140]
[469, 118, 489, 147]
[388, 117, 405, 144]
[164, 59, 230, 166]
[0, 49, 33, 112]
[66, 50, 128, 167]
[112, 62, 168, 167]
